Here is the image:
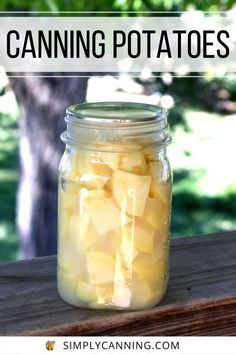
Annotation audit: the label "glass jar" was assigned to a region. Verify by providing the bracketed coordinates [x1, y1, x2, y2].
[57, 102, 172, 310]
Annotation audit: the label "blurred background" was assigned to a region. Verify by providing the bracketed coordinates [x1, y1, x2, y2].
[0, 0, 236, 262]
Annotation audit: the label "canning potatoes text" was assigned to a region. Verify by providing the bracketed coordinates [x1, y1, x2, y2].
[7, 29, 230, 59]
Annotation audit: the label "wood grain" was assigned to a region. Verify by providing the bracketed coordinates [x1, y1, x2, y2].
[0, 231, 236, 336]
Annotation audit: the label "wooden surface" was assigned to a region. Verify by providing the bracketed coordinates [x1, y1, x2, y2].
[0, 231, 236, 336]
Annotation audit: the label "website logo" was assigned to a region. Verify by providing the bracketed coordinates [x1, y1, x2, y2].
[46, 340, 55, 351]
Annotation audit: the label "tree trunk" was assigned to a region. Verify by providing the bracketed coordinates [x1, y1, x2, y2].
[10, 77, 88, 259]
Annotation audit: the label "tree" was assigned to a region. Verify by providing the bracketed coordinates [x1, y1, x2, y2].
[11, 77, 88, 258]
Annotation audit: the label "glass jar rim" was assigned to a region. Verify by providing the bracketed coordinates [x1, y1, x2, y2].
[63, 101, 170, 150]
[66, 102, 167, 126]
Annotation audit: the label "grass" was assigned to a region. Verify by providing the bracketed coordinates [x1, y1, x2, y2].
[0, 85, 236, 261]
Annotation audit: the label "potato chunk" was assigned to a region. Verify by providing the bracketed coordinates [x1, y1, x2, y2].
[88, 196, 131, 235]
[112, 170, 151, 217]
[120, 221, 155, 255]
[76, 281, 100, 303]
[146, 160, 172, 202]
[59, 185, 80, 214]
[120, 153, 146, 175]
[86, 251, 115, 285]
[133, 253, 166, 286]
[150, 180, 171, 202]
[131, 278, 158, 309]
[147, 161, 162, 180]
[143, 197, 165, 230]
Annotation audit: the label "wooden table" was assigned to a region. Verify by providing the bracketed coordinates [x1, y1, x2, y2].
[0, 231, 236, 336]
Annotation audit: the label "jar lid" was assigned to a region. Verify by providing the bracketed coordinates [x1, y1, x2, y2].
[66, 102, 166, 125]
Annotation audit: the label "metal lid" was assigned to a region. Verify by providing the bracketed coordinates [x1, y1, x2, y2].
[66, 102, 166, 125]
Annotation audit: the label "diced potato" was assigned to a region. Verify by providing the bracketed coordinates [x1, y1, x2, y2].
[163, 198, 171, 221]
[59, 189, 121, 261]
[77, 154, 93, 176]
[58, 268, 83, 307]
[153, 258, 167, 285]
[88, 196, 131, 235]
[58, 240, 78, 272]
[155, 223, 170, 246]
[58, 187, 85, 241]
[58, 234, 89, 280]
[147, 161, 162, 180]
[104, 178, 113, 195]
[99, 283, 114, 302]
[83, 222, 100, 249]
[150, 180, 171, 203]
[67, 212, 81, 240]
[89, 146, 120, 170]
[134, 225, 155, 254]
[112, 170, 151, 217]
[79, 173, 108, 190]
[58, 251, 72, 272]
[120, 221, 155, 255]
[58, 267, 77, 294]
[79, 153, 112, 175]
[78, 153, 111, 189]
[147, 161, 172, 202]
[111, 253, 132, 307]
[92, 161, 112, 177]
[144, 152, 155, 163]
[57, 249, 73, 273]
[88, 254, 132, 308]
[98, 143, 142, 170]
[59, 186, 80, 214]
[133, 252, 165, 282]
[87, 189, 108, 199]
[111, 285, 132, 308]
[143, 197, 165, 230]
[101, 152, 120, 170]
[58, 209, 70, 239]
[86, 251, 115, 285]
[95, 229, 119, 256]
[58, 266, 76, 284]
[67, 211, 89, 243]
[73, 219, 97, 250]
[121, 248, 139, 264]
[88, 283, 115, 308]
[59, 213, 90, 280]
[117, 229, 138, 276]
[76, 281, 99, 303]
[120, 153, 146, 175]
[79, 220, 118, 255]
[131, 277, 158, 309]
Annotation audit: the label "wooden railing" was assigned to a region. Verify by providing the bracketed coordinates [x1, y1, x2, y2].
[1, 231, 236, 336]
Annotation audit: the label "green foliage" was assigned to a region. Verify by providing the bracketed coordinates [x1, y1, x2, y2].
[172, 170, 236, 237]
[1, 0, 234, 12]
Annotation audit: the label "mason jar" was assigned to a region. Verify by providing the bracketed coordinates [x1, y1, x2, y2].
[57, 102, 172, 310]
